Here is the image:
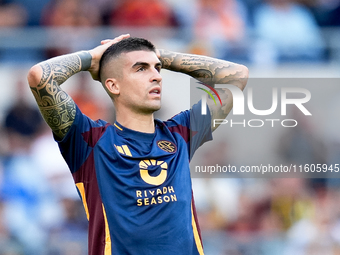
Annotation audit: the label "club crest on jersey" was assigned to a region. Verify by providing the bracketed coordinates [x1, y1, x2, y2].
[157, 140, 177, 153]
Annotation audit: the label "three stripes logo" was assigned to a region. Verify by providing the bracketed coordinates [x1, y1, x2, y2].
[114, 144, 132, 156]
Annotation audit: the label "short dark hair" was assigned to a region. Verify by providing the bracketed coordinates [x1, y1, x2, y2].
[99, 37, 156, 81]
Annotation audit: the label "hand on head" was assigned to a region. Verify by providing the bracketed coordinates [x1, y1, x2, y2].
[88, 34, 130, 81]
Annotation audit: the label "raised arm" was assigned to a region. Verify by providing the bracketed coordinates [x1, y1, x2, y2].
[27, 34, 130, 139]
[158, 50, 248, 131]
[27, 52, 89, 139]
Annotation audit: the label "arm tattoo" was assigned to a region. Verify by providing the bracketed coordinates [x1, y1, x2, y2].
[159, 50, 248, 132]
[29, 54, 83, 139]
[159, 50, 246, 85]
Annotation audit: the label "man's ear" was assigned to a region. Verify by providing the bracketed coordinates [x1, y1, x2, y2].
[105, 78, 120, 96]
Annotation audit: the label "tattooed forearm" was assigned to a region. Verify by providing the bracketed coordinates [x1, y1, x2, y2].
[29, 54, 83, 138]
[158, 49, 249, 132]
[158, 49, 248, 86]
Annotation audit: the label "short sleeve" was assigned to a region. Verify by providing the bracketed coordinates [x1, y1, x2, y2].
[54, 106, 109, 173]
[165, 100, 212, 160]
[189, 100, 213, 159]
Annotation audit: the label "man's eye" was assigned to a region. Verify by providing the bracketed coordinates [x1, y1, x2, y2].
[137, 67, 145, 72]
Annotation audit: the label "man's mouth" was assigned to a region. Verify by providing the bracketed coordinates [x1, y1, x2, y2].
[149, 88, 161, 95]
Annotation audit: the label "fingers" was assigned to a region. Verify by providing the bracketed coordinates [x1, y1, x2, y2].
[100, 40, 110, 45]
[113, 34, 130, 43]
[155, 49, 161, 58]
[101, 34, 130, 45]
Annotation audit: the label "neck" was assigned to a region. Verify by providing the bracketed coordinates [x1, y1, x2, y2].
[115, 107, 155, 133]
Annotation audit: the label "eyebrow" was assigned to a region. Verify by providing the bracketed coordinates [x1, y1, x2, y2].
[132, 61, 162, 69]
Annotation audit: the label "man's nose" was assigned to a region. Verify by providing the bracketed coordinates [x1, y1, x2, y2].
[150, 69, 162, 83]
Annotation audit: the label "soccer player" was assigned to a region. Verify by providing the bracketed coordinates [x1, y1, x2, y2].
[27, 34, 248, 255]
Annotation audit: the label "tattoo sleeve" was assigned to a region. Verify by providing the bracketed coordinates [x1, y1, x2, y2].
[29, 51, 92, 139]
[158, 50, 249, 131]
[158, 49, 247, 84]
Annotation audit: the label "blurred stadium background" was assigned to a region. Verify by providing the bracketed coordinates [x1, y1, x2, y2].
[0, 0, 340, 254]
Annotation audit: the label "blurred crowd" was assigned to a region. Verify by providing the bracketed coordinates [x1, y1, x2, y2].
[0, 0, 339, 254]
[193, 137, 340, 255]
[0, 0, 339, 64]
